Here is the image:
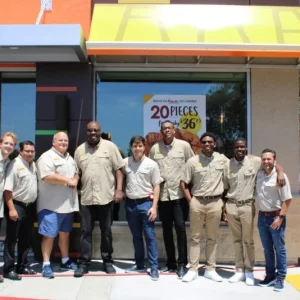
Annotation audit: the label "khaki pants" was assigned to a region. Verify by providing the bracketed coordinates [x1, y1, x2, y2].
[189, 196, 223, 270]
[226, 202, 255, 272]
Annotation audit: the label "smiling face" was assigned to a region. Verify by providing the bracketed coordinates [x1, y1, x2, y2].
[261, 152, 276, 174]
[53, 132, 69, 154]
[234, 140, 247, 161]
[200, 136, 216, 157]
[20, 144, 35, 164]
[131, 141, 145, 161]
[161, 122, 175, 144]
[87, 122, 101, 146]
[0, 136, 15, 159]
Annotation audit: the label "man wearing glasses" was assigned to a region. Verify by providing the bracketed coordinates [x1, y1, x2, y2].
[74, 121, 124, 277]
[149, 120, 194, 279]
[3, 141, 37, 280]
[180, 132, 228, 283]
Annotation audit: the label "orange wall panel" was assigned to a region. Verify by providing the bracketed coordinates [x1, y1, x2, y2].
[0, 0, 92, 38]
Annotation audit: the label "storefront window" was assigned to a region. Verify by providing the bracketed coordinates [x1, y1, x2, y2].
[96, 71, 247, 221]
[0, 73, 36, 144]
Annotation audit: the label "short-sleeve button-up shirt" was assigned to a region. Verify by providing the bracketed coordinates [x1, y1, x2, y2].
[225, 156, 261, 201]
[149, 138, 194, 201]
[74, 139, 125, 206]
[124, 156, 162, 199]
[5, 156, 38, 204]
[0, 152, 10, 217]
[181, 151, 229, 197]
[37, 148, 79, 213]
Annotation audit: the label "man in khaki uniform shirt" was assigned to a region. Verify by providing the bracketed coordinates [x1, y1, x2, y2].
[37, 132, 79, 279]
[74, 121, 125, 277]
[224, 138, 285, 286]
[3, 140, 37, 281]
[149, 120, 194, 278]
[180, 132, 228, 283]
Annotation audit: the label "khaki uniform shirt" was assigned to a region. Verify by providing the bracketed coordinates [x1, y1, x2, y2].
[5, 156, 38, 204]
[225, 156, 261, 201]
[256, 168, 292, 212]
[149, 138, 194, 201]
[37, 148, 79, 213]
[0, 152, 10, 217]
[74, 139, 125, 206]
[181, 152, 229, 197]
[124, 156, 162, 199]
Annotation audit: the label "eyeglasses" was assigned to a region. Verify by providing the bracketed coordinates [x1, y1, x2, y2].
[87, 129, 100, 133]
[23, 150, 35, 154]
[201, 140, 214, 145]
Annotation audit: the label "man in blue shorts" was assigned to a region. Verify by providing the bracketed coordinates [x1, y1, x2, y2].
[37, 132, 79, 278]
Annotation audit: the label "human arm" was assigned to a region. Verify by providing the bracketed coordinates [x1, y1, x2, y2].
[4, 190, 18, 221]
[275, 163, 285, 187]
[270, 199, 291, 230]
[180, 181, 192, 202]
[114, 168, 124, 202]
[148, 184, 159, 222]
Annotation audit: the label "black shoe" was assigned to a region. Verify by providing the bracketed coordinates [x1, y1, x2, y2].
[104, 263, 116, 274]
[159, 265, 177, 273]
[177, 265, 186, 279]
[125, 264, 146, 273]
[17, 267, 37, 275]
[74, 265, 89, 278]
[258, 275, 276, 287]
[150, 269, 159, 281]
[4, 270, 22, 281]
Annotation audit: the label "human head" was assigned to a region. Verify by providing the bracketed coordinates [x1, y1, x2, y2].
[261, 148, 276, 174]
[53, 132, 69, 154]
[87, 121, 101, 146]
[0, 132, 17, 159]
[233, 137, 247, 161]
[160, 120, 175, 144]
[200, 132, 216, 157]
[130, 135, 145, 161]
[19, 140, 35, 164]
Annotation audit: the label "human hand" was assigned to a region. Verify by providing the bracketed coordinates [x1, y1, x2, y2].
[9, 209, 18, 221]
[147, 206, 157, 222]
[114, 189, 123, 202]
[270, 217, 282, 230]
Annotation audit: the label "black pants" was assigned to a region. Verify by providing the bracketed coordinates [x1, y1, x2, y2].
[158, 198, 189, 268]
[3, 201, 34, 273]
[78, 202, 114, 266]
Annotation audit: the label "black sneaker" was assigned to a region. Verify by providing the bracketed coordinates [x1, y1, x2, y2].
[159, 265, 177, 273]
[125, 264, 146, 273]
[150, 269, 159, 281]
[258, 275, 276, 287]
[4, 270, 22, 281]
[274, 278, 284, 292]
[74, 265, 88, 278]
[60, 259, 77, 271]
[104, 263, 116, 274]
[177, 265, 186, 279]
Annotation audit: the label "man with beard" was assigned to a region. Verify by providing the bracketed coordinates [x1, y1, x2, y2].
[256, 149, 291, 292]
[124, 136, 161, 280]
[37, 132, 79, 279]
[74, 121, 124, 277]
[149, 120, 194, 278]
[180, 132, 228, 283]
[223, 138, 284, 286]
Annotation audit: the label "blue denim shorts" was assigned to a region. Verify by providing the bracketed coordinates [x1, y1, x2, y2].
[38, 209, 73, 238]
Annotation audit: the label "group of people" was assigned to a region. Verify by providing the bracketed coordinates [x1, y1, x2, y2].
[0, 120, 292, 292]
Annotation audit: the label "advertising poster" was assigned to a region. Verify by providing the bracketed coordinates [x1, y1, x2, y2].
[143, 94, 206, 137]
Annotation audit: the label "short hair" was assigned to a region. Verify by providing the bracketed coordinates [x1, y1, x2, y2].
[19, 140, 35, 151]
[1, 132, 17, 146]
[234, 137, 247, 145]
[261, 148, 276, 159]
[160, 120, 175, 129]
[200, 132, 216, 142]
[130, 136, 145, 147]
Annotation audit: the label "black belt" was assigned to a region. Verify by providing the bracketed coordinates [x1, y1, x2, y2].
[13, 199, 35, 207]
[127, 197, 150, 203]
[228, 199, 254, 206]
[195, 195, 222, 201]
[259, 210, 280, 217]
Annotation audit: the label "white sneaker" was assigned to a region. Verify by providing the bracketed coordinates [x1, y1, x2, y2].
[245, 272, 255, 286]
[229, 271, 245, 283]
[182, 269, 198, 282]
[204, 269, 223, 282]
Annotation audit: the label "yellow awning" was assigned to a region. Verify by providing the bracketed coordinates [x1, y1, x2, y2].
[87, 4, 300, 58]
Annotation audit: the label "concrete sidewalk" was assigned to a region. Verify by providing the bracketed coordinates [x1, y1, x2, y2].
[0, 260, 299, 300]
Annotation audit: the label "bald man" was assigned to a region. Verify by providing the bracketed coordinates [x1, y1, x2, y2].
[74, 121, 124, 276]
[37, 132, 79, 279]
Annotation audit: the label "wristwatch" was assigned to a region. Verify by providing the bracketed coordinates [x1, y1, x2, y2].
[279, 215, 286, 219]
